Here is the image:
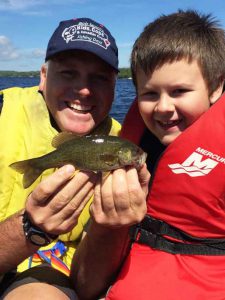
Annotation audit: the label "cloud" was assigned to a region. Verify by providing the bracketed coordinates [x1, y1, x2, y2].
[0, 0, 41, 10]
[0, 35, 20, 60]
[0, 0, 87, 11]
[0, 35, 46, 63]
[30, 48, 45, 58]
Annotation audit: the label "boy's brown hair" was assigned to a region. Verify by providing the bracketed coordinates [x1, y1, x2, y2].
[131, 10, 225, 95]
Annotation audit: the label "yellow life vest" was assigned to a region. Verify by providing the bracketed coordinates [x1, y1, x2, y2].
[0, 86, 121, 273]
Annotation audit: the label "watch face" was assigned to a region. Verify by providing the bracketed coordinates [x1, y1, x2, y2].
[30, 233, 48, 246]
[22, 211, 57, 246]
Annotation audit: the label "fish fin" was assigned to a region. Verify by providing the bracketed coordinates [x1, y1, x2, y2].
[52, 117, 112, 148]
[10, 159, 43, 189]
[52, 132, 81, 148]
[90, 117, 112, 135]
[100, 154, 117, 166]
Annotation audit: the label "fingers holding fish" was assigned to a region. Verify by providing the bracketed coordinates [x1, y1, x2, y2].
[25, 166, 97, 235]
[47, 169, 97, 214]
[125, 166, 148, 220]
[29, 164, 76, 205]
[110, 168, 130, 212]
[137, 163, 151, 195]
[54, 188, 95, 233]
[112, 167, 147, 222]
[54, 170, 97, 218]
[91, 167, 148, 227]
[126, 165, 149, 202]
[92, 169, 129, 220]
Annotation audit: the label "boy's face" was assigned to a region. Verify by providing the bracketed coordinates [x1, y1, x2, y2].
[40, 50, 116, 135]
[136, 59, 221, 145]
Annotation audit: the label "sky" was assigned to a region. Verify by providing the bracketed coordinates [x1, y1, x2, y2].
[1, 0, 225, 71]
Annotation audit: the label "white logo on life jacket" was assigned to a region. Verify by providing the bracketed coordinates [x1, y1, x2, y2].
[168, 150, 219, 177]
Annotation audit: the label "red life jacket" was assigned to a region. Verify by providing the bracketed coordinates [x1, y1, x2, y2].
[106, 94, 225, 300]
[121, 95, 225, 237]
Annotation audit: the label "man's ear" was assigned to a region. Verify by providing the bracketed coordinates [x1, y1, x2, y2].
[209, 79, 225, 104]
[39, 64, 47, 91]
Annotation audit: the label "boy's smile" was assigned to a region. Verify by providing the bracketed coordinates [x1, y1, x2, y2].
[136, 59, 221, 145]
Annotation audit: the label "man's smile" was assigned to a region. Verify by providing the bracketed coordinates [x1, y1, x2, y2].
[66, 102, 93, 113]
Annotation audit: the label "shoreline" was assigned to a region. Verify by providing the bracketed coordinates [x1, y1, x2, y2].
[0, 68, 132, 79]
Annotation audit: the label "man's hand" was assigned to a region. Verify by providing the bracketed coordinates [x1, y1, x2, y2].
[70, 164, 150, 299]
[25, 165, 98, 235]
[90, 164, 150, 227]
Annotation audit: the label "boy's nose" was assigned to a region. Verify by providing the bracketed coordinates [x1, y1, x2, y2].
[155, 94, 174, 113]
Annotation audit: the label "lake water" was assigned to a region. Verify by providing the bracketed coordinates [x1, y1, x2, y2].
[0, 77, 136, 124]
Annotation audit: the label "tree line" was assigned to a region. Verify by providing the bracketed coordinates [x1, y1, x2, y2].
[0, 68, 132, 79]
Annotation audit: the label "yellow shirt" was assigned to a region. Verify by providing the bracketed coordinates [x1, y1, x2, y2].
[0, 86, 121, 273]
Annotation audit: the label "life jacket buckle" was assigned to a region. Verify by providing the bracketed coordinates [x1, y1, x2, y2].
[141, 215, 164, 234]
[129, 224, 160, 249]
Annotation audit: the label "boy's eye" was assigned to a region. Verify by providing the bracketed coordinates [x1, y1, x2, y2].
[140, 91, 159, 100]
[171, 89, 189, 96]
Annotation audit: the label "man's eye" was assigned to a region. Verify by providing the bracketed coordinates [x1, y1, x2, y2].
[61, 71, 74, 78]
[93, 74, 109, 82]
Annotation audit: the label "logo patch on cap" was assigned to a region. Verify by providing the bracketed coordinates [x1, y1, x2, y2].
[62, 21, 111, 49]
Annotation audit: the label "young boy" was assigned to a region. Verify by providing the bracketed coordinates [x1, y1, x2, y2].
[71, 10, 225, 299]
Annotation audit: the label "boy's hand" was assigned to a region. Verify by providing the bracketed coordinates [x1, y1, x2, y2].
[90, 164, 150, 227]
[25, 165, 98, 235]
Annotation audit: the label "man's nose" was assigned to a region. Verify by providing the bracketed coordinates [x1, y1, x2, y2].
[77, 87, 91, 97]
[73, 79, 92, 97]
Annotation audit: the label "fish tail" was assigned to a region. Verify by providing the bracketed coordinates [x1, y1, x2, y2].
[10, 158, 43, 189]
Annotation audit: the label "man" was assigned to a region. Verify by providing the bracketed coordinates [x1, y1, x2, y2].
[0, 17, 120, 299]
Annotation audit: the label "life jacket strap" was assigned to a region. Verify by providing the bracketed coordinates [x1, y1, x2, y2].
[130, 215, 225, 255]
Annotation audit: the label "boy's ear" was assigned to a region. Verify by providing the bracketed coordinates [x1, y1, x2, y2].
[209, 79, 225, 104]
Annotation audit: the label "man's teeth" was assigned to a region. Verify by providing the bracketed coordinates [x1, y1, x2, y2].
[68, 103, 92, 111]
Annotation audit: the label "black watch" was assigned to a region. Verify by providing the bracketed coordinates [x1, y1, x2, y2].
[22, 211, 58, 246]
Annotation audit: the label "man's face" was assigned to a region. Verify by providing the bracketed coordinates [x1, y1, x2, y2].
[41, 50, 116, 135]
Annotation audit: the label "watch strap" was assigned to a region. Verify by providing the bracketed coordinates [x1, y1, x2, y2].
[22, 211, 58, 246]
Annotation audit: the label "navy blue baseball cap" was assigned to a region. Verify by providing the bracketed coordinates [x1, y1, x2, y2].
[45, 17, 119, 71]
